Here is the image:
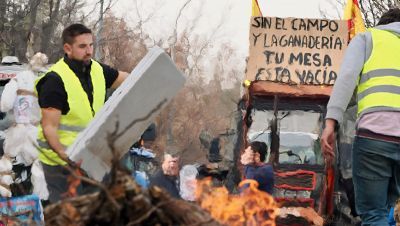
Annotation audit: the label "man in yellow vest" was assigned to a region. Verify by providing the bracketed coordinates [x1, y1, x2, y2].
[321, 8, 400, 225]
[35, 24, 128, 203]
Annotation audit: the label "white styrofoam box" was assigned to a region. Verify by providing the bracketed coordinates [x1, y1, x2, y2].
[66, 46, 186, 181]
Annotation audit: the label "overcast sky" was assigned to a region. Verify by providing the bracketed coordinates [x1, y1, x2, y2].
[100, 0, 345, 56]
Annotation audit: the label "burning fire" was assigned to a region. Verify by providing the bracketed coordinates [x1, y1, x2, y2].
[63, 167, 83, 198]
[196, 178, 278, 226]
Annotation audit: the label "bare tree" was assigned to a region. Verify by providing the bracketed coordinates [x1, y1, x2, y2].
[0, 1, 33, 58]
[324, 0, 399, 27]
[96, 12, 149, 71]
[95, 0, 105, 60]
[0, 0, 90, 61]
[93, 0, 116, 61]
[359, 0, 399, 27]
[40, 0, 62, 59]
[169, 0, 193, 62]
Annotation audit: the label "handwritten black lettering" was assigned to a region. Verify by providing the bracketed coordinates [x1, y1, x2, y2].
[263, 50, 275, 64]
[253, 33, 261, 46]
[299, 19, 307, 31]
[305, 71, 315, 84]
[295, 69, 337, 85]
[323, 55, 332, 66]
[329, 20, 339, 32]
[308, 36, 316, 48]
[255, 67, 273, 80]
[314, 70, 322, 84]
[320, 20, 329, 32]
[263, 17, 272, 28]
[249, 17, 346, 85]
[307, 20, 319, 31]
[295, 70, 306, 84]
[271, 34, 278, 46]
[334, 37, 343, 50]
[303, 53, 312, 66]
[252, 17, 262, 28]
[255, 33, 343, 50]
[291, 18, 298, 30]
[276, 52, 284, 64]
[289, 53, 303, 65]
[321, 36, 329, 49]
[275, 17, 287, 30]
[277, 67, 291, 83]
[312, 53, 321, 66]
[263, 34, 270, 47]
[327, 71, 337, 84]
[279, 35, 287, 47]
[255, 68, 264, 80]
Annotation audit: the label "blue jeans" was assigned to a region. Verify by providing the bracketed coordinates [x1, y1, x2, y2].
[352, 136, 400, 226]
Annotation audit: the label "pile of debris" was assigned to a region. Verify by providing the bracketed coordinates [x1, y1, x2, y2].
[44, 170, 219, 226]
[44, 167, 327, 226]
[196, 178, 323, 226]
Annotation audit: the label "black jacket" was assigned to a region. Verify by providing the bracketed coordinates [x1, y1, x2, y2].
[149, 170, 180, 199]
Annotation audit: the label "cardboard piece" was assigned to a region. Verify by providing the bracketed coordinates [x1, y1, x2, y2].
[66, 47, 186, 181]
[246, 17, 348, 85]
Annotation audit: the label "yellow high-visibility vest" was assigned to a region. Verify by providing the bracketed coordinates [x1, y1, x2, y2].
[357, 28, 400, 116]
[36, 58, 106, 165]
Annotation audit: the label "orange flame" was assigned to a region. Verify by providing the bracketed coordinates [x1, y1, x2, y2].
[196, 178, 278, 226]
[63, 168, 83, 198]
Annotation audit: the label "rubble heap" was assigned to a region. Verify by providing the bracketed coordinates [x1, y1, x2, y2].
[44, 170, 220, 226]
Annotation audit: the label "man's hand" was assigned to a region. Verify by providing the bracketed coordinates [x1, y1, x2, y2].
[162, 155, 179, 176]
[321, 119, 337, 166]
[240, 146, 255, 165]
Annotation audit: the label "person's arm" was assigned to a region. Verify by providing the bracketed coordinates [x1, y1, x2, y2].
[321, 33, 370, 165]
[321, 118, 337, 166]
[111, 71, 129, 89]
[325, 33, 369, 124]
[41, 107, 68, 161]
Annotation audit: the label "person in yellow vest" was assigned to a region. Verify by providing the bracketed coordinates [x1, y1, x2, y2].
[321, 8, 400, 226]
[35, 24, 128, 203]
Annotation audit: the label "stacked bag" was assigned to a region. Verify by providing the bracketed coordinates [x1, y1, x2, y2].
[0, 156, 13, 197]
[0, 52, 49, 200]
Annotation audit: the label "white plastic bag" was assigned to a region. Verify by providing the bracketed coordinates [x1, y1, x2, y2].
[31, 159, 49, 200]
[0, 175, 13, 185]
[179, 165, 198, 201]
[0, 156, 13, 197]
[0, 78, 18, 112]
[4, 124, 38, 165]
[0, 185, 11, 197]
[0, 156, 12, 172]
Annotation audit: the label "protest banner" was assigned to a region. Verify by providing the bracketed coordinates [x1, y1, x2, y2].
[246, 17, 348, 85]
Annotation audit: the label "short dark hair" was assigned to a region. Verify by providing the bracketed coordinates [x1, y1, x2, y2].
[62, 24, 92, 44]
[250, 141, 268, 162]
[377, 8, 400, 25]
